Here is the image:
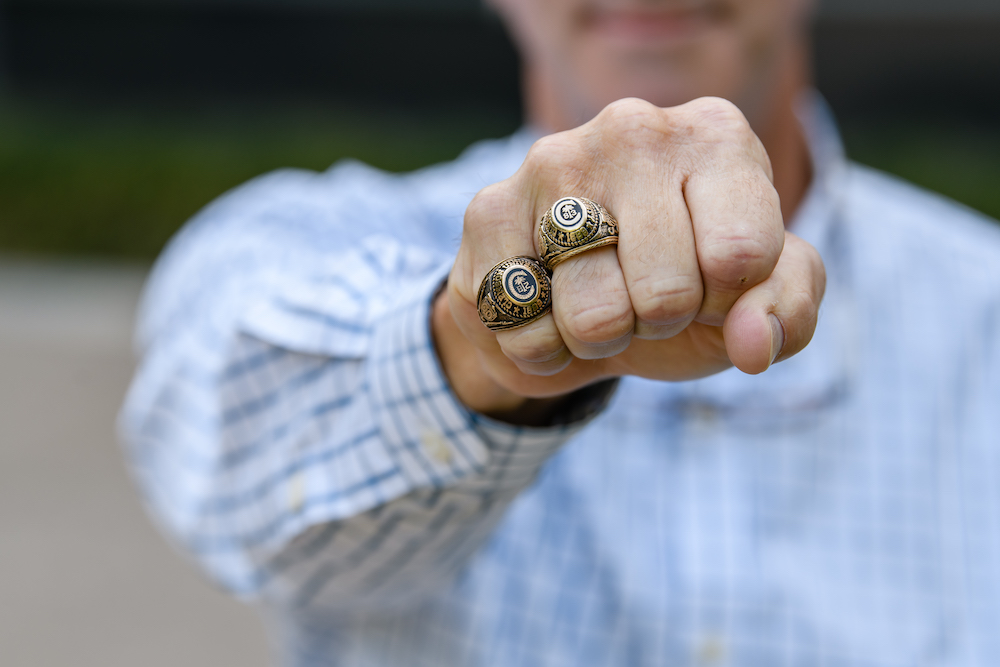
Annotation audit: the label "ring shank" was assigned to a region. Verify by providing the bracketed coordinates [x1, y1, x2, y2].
[543, 236, 619, 269]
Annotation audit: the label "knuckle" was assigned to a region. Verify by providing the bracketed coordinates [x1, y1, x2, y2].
[629, 274, 703, 325]
[685, 96, 751, 135]
[465, 182, 514, 232]
[560, 298, 634, 344]
[751, 179, 783, 222]
[786, 234, 827, 301]
[700, 231, 782, 289]
[677, 98, 772, 177]
[789, 284, 820, 320]
[596, 98, 668, 146]
[522, 132, 580, 177]
[600, 97, 661, 126]
[501, 327, 565, 364]
[789, 231, 822, 262]
[753, 139, 774, 181]
[809, 247, 827, 300]
[781, 286, 821, 353]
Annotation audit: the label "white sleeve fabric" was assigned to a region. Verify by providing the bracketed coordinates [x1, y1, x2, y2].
[119, 175, 615, 609]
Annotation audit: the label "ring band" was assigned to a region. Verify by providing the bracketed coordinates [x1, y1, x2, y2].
[477, 256, 552, 331]
[538, 196, 619, 271]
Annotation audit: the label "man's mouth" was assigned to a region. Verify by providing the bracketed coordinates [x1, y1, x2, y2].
[584, 3, 721, 46]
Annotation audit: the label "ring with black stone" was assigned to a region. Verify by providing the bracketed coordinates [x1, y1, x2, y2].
[538, 196, 619, 272]
[476, 256, 552, 331]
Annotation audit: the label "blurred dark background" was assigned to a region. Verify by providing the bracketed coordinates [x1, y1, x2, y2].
[0, 4, 996, 665]
[0, 0, 997, 259]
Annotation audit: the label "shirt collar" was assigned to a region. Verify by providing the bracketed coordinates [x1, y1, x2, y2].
[788, 90, 851, 251]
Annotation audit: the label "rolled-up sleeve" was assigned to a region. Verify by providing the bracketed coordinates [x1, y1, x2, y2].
[119, 168, 613, 610]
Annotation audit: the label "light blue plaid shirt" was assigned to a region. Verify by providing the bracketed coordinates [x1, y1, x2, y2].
[121, 97, 1000, 666]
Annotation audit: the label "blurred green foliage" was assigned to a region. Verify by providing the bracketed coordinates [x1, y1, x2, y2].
[841, 119, 1000, 224]
[0, 102, 517, 259]
[0, 102, 997, 260]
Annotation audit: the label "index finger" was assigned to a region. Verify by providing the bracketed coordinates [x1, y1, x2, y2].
[450, 176, 572, 377]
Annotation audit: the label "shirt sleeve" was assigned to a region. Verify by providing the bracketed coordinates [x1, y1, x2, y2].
[118, 173, 615, 609]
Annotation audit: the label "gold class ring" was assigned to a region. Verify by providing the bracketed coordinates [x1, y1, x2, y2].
[538, 196, 619, 271]
[476, 256, 552, 331]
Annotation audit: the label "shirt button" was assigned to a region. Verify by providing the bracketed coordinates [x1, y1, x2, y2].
[421, 430, 452, 464]
[696, 635, 726, 665]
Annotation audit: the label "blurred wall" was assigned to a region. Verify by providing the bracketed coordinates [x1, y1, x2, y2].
[814, 0, 1000, 121]
[0, 1, 522, 115]
[0, 0, 997, 122]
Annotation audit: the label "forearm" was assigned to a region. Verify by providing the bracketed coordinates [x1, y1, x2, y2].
[258, 410, 588, 614]
[431, 289, 583, 426]
[256, 285, 617, 613]
[122, 241, 612, 609]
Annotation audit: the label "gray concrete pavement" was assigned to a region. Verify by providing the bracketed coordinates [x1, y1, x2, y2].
[0, 256, 270, 666]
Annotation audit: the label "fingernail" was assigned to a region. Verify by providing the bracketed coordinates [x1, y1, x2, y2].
[768, 313, 785, 367]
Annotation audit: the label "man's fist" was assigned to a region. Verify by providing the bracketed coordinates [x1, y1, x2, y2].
[435, 97, 825, 418]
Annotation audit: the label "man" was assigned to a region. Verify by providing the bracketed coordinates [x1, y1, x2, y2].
[121, 0, 1000, 665]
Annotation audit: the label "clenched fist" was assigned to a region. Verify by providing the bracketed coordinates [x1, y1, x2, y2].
[433, 97, 825, 421]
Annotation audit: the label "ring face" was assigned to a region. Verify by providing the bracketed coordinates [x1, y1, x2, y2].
[502, 265, 540, 305]
[551, 197, 587, 232]
[477, 256, 552, 331]
[539, 196, 619, 271]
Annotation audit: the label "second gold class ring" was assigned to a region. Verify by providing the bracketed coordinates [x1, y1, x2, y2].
[476, 256, 552, 331]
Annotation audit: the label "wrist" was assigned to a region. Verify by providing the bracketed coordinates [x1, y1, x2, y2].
[431, 288, 565, 425]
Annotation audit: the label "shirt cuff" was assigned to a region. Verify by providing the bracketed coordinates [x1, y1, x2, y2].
[468, 378, 619, 485]
[366, 271, 619, 491]
[366, 268, 491, 489]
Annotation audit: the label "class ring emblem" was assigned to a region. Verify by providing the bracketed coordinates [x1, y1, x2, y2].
[503, 266, 539, 305]
[538, 196, 620, 271]
[476, 256, 552, 331]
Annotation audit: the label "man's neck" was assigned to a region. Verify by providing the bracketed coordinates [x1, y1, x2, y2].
[748, 39, 813, 225]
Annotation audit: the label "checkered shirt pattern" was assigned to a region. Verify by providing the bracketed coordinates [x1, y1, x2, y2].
[120, 96, 1000, 666]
